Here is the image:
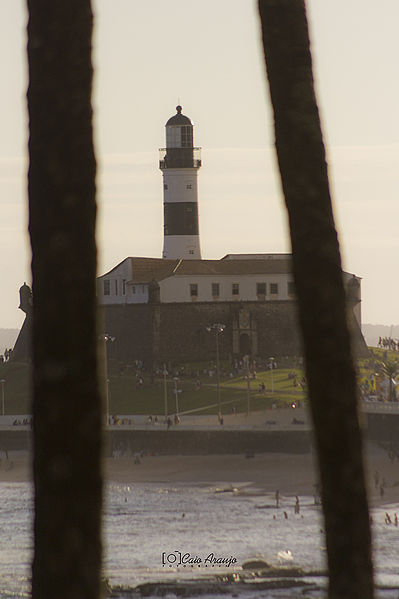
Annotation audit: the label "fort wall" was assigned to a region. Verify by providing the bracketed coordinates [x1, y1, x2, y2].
[101, 299, 368, 365]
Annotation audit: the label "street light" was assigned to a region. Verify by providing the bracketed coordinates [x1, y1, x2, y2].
[173, 376, 180, 415]
[99, 333, 115, 426]
[163, 363, 168, 421]
[0, 380, 5, 416]
[206, 323, 226, 421]
[268, 357, 276, 393]
[244, 355, 251, 416]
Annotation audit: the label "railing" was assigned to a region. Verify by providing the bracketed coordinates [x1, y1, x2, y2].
[361, 400, 399, 414]
[159, 147, 201, 169]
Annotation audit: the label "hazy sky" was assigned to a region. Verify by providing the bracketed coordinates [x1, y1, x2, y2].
[1, 1, 399, 329]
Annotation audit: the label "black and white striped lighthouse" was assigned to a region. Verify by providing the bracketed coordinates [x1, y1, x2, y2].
[159, 106, 202, 259]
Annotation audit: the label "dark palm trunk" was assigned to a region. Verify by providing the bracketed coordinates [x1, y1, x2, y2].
[257, 2, 373, 598]
[26, 2, 102, 597]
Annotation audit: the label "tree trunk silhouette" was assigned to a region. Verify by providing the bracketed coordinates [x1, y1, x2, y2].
[26, 2, 102, 598]
[258, 2, 373, 598]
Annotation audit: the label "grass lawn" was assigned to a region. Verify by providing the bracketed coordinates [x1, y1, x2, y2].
[107, 365, 307, 416]
[1, 347, 396, 415]
[108, 375, 246, 416]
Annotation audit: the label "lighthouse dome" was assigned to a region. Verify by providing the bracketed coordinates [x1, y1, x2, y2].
[165, 105, 193, 127]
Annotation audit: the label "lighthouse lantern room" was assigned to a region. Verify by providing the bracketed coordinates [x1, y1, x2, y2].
[159, 106, 202, 259]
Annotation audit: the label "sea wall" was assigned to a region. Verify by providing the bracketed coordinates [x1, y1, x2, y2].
[0, 429, 32, 452]
[107, 428, 313, 456]
[365, 412, 399, 442]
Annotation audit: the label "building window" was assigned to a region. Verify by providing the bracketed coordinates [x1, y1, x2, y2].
[190, 283, 198, 297]
[132, 286, 136, 294]
[212, 283, 220, 297]
[164, 184, 168, 190]
[103, 279, 110, 296]
[115, 280, 118, 295]
[232, 283, 239, 296]
[256, 282, 266, 296]
[186, 184, 192, 189]
[287, 281, 295, 296]
[270, 283, 278, 295]
[189, 249, 194, 255]
[122, 279, 126, 295]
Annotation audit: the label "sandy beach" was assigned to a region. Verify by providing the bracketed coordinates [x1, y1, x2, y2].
[1, 441, 398, 507]
[104, 443, 399, 506]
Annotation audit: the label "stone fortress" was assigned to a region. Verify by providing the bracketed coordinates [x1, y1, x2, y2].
[96, 106, 368, 366]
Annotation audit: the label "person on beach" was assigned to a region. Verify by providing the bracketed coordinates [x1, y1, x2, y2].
[275, 489, 280, 508]
[295, 496, 300, 514]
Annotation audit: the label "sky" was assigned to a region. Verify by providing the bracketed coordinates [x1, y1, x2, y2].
[1, 0, 399, 329]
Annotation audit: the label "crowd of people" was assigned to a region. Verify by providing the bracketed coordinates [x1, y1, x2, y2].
[378, 336, 399, 351]
[0, 348, 13, 363]
[12, 418, 32, 427]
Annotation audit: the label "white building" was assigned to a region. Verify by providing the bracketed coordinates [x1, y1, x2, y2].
[98, 253, 361, 320]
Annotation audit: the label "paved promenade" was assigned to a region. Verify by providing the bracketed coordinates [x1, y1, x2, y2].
[0, 400, 398, 433]
[109, 407, 311, 431]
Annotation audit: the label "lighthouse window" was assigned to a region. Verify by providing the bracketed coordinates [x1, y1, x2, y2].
[103, 279, 110, 296]
[190, 284, 198, 297]
[181, 126, 193, 147]
[232, 283, 240, 296]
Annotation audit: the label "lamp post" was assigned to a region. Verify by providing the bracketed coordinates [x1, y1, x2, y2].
[173, 376, 180, 415]
[206, 323, 226, 421]
[99, 333, 115, 426]
[0, 380, 5, 416]
[163, 363, 168, 421]
[244, 355, 251, 416]
[268, 357, 276, 393]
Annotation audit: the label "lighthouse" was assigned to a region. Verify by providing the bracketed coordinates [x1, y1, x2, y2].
[159, 106, 202, 259]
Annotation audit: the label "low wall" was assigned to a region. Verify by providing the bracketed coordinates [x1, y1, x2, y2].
[0, 426, 313, 456]
[106, 428, 313, 456]
[365, 412, 399, 442]
[0, 429, 32, 452]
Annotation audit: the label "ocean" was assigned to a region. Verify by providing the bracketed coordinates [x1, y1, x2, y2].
[0, 481, 398, 598]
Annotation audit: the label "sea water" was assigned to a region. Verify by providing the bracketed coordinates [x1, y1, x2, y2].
[0, 480, 398, 598]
